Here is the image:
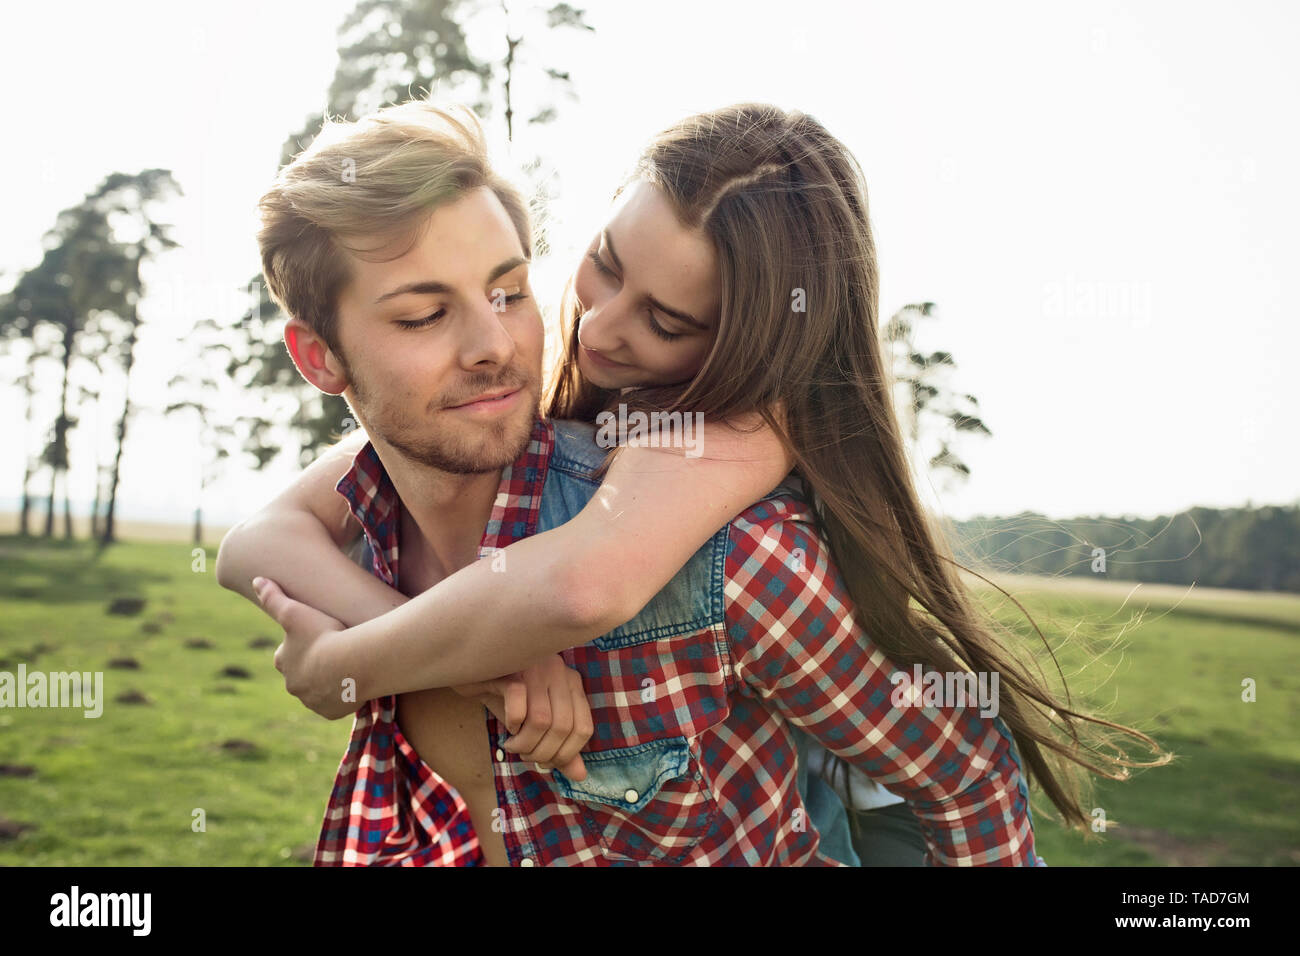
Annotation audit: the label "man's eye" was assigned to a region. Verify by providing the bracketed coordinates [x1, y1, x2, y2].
[395, 309, 445, 329]
[491, 288, 530, 309]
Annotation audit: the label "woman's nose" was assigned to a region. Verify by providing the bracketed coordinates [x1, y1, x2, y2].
[577, 301, 626, 355]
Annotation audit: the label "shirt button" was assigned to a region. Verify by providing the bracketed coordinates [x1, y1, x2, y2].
[495, 748, 505, 761]
[624, 789, 639, 803]
[520, 857, 535, 867]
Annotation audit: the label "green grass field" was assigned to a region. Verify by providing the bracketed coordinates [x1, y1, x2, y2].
[1, 536, 1296, 865]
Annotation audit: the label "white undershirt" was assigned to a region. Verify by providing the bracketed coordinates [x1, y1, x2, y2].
[804, 741, 906, 810]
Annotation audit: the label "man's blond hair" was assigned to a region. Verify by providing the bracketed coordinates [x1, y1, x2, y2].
[257, 99, 532, 352]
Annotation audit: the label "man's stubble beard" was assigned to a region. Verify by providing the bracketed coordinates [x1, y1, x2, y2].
[342, 350, 540, 476]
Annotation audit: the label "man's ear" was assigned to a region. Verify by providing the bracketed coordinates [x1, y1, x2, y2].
[284, 318, 349, 395]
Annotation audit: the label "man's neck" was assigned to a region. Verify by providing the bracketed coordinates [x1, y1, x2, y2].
[369, 438, 505, 581]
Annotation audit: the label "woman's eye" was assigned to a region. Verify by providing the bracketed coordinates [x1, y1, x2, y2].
[584, 248, 681, 341]
[647, 312, 683, 342]
[588, 249, 616, 278]
[395, 309, 445, 329]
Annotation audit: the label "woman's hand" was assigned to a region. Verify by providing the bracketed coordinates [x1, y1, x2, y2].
[254, 576, 355, 720]
[451, 658, 592, 781]
[253, 576, 595, 780]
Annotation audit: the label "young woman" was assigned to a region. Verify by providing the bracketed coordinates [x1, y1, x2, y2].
[221, 102, 1169, 865]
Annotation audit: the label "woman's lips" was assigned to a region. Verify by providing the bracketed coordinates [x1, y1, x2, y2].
[582, 347, 632, 370]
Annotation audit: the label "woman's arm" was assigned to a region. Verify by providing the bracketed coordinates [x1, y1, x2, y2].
[298, 410, 797, 696]
[215, 427, 409, 626]
[219, 429, 595, 777]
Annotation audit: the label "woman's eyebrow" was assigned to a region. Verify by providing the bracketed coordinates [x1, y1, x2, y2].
[647, 295, 709, 331]
[603, 229, 709, 331]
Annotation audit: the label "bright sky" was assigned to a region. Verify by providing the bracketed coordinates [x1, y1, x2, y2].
[1, 0, 1296, 527]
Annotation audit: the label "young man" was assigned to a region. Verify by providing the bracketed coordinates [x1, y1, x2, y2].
[219, 99, 1037, 866]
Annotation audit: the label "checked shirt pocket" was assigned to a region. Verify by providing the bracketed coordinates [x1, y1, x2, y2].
[553, 737, 720, 863]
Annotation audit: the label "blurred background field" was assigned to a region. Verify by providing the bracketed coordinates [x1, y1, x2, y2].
[0, 536, 348, 865]
[971, 571, 1300, 867]
[1, 534, 1295, 866]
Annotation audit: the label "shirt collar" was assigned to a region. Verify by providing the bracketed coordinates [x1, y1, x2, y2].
[334, 417, 555, 587]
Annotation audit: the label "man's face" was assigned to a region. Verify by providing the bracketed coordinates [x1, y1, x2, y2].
[332, 186, 544, 474]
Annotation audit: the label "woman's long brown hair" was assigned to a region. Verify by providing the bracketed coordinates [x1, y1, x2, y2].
[546, 103, 1172, 830]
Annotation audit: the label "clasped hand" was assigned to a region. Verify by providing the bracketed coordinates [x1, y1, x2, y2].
[251, 576, 591, 780]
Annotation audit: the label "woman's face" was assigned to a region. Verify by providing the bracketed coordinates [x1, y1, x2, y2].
[572, 179, 721, 390]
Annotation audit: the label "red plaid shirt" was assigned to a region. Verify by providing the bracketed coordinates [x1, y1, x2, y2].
[313, 417, 1042, 866]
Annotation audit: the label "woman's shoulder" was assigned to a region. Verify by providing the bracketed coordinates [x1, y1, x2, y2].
[547, 417, 606, 476]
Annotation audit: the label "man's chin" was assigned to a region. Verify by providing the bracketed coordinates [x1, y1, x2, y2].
[389, 391, 538, 475]
[461, 410, 537, 473]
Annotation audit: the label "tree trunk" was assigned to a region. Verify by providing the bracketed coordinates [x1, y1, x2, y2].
[502, 8, 517, 144]
[19, 360, 38, 537]
[103, 256, 143, 546]
[89, 395, 103, 538]
[90, 472, 102, 539]
[44, 466, 56, 537]
[193, 506, 202, 547]
[101, 321, 137, 546]
[45, 322, 76, 537]
[19, 459, 33, 536]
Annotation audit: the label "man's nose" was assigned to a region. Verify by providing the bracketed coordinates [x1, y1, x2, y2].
[457, 295, 518, 369]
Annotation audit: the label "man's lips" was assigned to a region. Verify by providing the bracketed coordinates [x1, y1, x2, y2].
[444, 386, 523, 411]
